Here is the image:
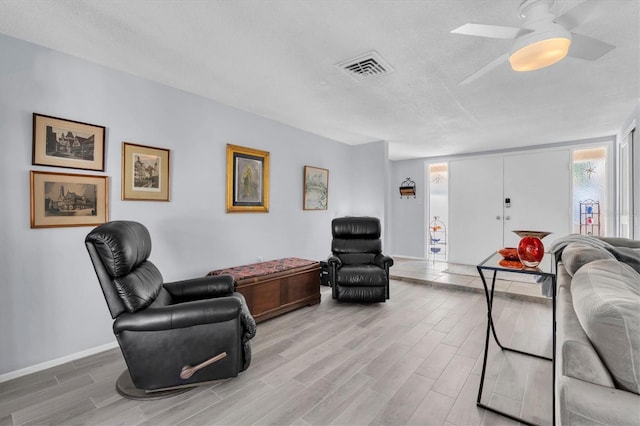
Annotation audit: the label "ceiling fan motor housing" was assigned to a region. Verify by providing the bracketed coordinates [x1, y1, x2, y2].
[518, 0, 555, 20]
[510, 0, 572, 71]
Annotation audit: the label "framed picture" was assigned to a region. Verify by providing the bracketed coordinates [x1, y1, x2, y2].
[226, 144, 270, 213]
[303, 166, 329, 210]
[30, 171, 109, 228]
[32, 113, 106, 171]
[121, 142, 170, 201]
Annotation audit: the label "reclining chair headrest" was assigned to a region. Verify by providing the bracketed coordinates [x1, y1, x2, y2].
[85, 220, 153, 278]
[332, 216, 381, 239]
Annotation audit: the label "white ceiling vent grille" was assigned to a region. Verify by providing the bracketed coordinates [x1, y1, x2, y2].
[337, 51, 394, 81]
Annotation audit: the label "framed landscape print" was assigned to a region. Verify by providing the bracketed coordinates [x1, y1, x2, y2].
[122, 142, 170, 201]
[30, 171, 109, 228]
[32, 113, 106, 171]
[303, 166, 329, 210]
[226, 144, 270, 213]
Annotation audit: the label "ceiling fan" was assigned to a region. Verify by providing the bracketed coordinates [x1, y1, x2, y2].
[451, 0, 615, 85]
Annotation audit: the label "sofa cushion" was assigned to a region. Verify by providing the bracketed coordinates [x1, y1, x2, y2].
[114, 260, 164, 312]
[336, 265, 388, 287]
[558, 376, 640, 426]
[572, 259, 640, 394]
[561, 243, 615, 277]
[556, 282, 615, 387]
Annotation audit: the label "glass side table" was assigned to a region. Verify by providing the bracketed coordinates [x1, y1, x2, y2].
[476, 252, 556, 426]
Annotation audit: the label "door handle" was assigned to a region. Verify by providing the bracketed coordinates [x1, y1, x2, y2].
[496, 216, 501, 220]
[505, 216, 511, 220]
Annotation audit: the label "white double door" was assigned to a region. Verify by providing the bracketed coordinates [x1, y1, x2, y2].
[448, 150, 571, 265]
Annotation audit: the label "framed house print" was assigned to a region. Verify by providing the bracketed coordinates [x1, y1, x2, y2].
[30, 171, 109, 228]
[122, 142, 170, 201]
[303, 166, 329, 210]
[226, 144, 270, 213]
[32, 113, 106, 171]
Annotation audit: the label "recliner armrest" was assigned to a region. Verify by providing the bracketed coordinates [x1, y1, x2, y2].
[229, 293, 257, 341]
[164, 274, 235, 301]
[113, 296, 241, 333]
[328, 255, 342, 268]
[374, 254, 394, 269]
[327, 255, 341, 299]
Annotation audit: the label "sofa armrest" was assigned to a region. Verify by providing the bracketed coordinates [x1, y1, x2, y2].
[558, 376, 640, 426]
[164, 274, 235, 301]
[113, 297, 241, 333]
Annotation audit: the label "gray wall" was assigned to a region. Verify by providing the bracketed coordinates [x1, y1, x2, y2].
[0, 34, 387, 376]
[388, 159, 427, 258]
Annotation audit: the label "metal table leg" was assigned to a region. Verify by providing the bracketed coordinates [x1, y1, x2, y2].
[475, 266, 554, 426]
[552, 277, 556, 426]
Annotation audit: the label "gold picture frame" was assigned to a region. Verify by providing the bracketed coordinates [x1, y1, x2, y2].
[226, 144, 270, 213]
[32, 113, 106, 171]
[303, 166, 329, 210]
[30, 170, 109, 228]
[122, 142, 170, 201]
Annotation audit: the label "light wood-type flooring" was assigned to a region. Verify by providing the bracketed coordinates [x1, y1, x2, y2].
[0, 280, 552, 425]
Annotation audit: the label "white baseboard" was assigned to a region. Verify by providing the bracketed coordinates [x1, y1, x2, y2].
[391, 254, 427, 260]
[0, 341, 119, 383]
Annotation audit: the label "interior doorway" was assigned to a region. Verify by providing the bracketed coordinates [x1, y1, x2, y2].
[448, 149, 571, 265]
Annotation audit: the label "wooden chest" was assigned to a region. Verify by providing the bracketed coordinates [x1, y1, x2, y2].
[207, 258, 321, 323]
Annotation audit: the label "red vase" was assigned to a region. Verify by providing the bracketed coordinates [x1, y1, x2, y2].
[513, 230, 552, 268]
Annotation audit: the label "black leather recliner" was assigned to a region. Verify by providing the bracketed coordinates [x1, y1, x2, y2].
[85, 220, 256, 399]
[328, 216, 394, 303]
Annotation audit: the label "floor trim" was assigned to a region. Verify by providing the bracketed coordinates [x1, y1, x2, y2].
[0, 340, 119, 383]
[390, 275, 551, 305]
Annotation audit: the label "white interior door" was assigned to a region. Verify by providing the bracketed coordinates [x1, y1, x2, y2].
[449, 156, 504, 265]
[503, 150, 571, 249]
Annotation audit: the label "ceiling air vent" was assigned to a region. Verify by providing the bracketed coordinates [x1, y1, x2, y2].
[337, 51, 394, 82]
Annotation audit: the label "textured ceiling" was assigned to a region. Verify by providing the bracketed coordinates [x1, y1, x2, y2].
[0, 0, 638, 160]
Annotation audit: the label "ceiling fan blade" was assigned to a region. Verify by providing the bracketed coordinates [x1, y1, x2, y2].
[555, 0, 610, 30]
[451, 23, 531, 39]
[459, 53, 508, 85]
[568, 33, 616, 61]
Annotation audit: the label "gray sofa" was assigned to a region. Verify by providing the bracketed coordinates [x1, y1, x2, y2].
[555, 237, 640, 425]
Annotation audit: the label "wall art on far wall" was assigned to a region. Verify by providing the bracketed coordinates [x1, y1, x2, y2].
[30, 170, 109, 228]
[122, 142, 170, 201]
[303, 165, 329, 210]
[32, 113, 106, 171]
[226, 144, 270, 213]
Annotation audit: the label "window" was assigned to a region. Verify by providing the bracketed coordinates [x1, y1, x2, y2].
[572, 147, 607, 235]
[428, 163, 448, 259]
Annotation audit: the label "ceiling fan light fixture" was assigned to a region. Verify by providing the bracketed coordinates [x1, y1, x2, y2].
[509, 25, 571, 72]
